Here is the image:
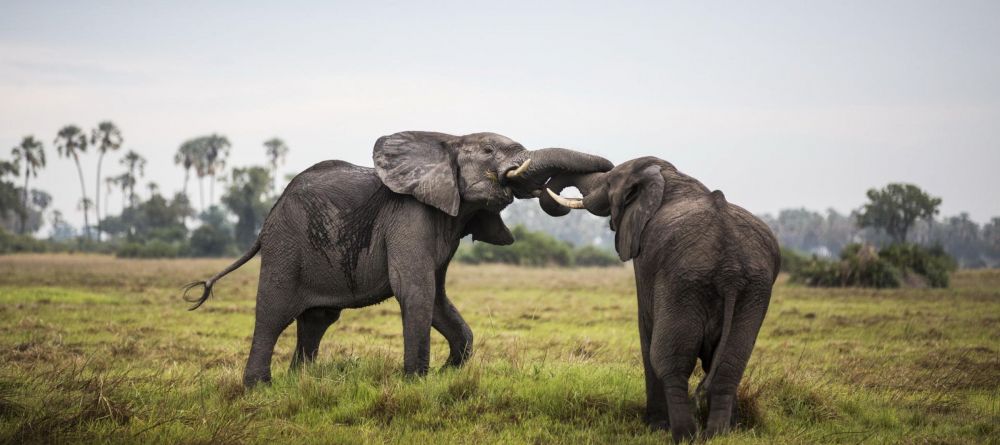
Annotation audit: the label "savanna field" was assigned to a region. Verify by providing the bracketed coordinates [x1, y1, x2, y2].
[0, 254, 997, 444]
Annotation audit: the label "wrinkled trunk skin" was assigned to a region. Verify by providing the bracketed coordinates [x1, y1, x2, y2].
[501, 148, 613, 199]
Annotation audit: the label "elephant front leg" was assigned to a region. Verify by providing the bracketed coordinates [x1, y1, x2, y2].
[391, 265, 436, 376]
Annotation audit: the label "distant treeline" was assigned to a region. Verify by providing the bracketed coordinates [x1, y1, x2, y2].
[760, 208, 1000, 268]
[2, 122, 998, 269]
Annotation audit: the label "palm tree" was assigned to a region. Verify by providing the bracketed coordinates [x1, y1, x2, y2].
[54, 125, 91, 240]
[263, 137, 289, 194]
[146, 181, 159, 198]
[91, 121, 123, 241]
[111, 173, 131, 215]
[104, 176, 115, 220]
[77, 197, 93, 238]
[203, 134, 231, 207]
[119, 150, 146, 208]
[10, 136, 46, 234]
[174, 139, 199, 202]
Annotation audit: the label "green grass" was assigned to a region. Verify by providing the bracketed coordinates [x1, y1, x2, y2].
[0, 254, 997, 444]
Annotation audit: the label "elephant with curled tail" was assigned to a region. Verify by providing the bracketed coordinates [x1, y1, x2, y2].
[183, 131, 613, 387]
[543, 156, 780, 442]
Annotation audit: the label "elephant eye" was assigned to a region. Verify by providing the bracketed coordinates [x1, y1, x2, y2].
[624, 187, 639, 205]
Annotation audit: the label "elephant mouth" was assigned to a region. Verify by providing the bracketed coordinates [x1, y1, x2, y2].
[498, 159, 531, 186]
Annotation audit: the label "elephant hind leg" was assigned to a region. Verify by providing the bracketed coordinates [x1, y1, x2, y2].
[431, 293, 473, 367]
[244, 304, 296, 388]
[290, 307, 342, 370]
[244, 263, 302, 388]
[649, 287, 705, 443]
[703, 283, 772, 438]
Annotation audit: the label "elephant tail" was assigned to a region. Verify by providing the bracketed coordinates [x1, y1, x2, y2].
[701, 282, 740, 394]
[183, 239, 261, 311]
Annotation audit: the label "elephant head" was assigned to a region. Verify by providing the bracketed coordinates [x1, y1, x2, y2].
[542, 157, 686, 261]
[373, 130, 613, 218]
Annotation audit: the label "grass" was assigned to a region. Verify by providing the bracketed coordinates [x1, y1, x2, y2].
[0, 253, 997, 444]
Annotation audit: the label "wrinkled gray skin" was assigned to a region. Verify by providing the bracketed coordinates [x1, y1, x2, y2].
[543, 157, 780, 442]
[184, 131, 612, 387]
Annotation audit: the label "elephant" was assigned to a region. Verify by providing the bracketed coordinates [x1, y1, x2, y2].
[183, 131, 613, 387]
[543, 156, 780, 442]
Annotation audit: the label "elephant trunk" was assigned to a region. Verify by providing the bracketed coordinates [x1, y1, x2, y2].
[537, 172, 605, 216]
[502, 148, 613, 199]
[540, 172, 611, 217]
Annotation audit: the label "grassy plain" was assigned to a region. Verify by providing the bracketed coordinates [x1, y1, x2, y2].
[0, 254, 997, 444]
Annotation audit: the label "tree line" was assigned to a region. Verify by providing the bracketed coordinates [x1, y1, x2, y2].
[2, 123, 998, 271]
[0, 121, 288, 257]
[761, 205, 1000, 269]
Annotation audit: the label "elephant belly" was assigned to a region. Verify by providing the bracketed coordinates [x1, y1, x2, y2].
[294, 236, 394, 308]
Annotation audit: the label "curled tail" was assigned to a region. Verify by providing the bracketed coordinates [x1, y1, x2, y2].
[183, 239, 261, 310]
[701, 282, 740, 394]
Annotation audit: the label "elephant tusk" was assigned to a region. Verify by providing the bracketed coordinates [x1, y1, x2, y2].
[546, 188, 585, 209]
[505, 158, 532, 179]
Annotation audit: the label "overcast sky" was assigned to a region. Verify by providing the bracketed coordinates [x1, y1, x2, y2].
[2, 0, 998, 231]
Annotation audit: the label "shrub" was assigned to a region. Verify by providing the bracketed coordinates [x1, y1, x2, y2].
[779, 247, 810, 274]
[879, 243, 956, 288]
[791, 242, 956, 288]
[457, 226, 620, 268]
[188, 224, 234, 257]
[839, 244, 902, 288]
[791, 244, 901, 288]
[573, 245, 621, 267]
[0, 228, 50, 253]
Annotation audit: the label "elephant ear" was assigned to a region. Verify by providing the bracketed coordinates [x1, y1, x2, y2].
[610, 165, 663, 261]
[374, 131, 461, 216]
[463, 210, 514, 245]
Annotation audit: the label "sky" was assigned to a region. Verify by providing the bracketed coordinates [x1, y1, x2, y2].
[1, 0, 998, 231]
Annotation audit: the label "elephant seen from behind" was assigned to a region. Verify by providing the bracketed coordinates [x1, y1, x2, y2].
[544, 157, 780, 442]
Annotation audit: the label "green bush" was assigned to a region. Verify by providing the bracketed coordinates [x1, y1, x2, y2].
[0, 227, 51, 253]
[879, 243, 956, 288]
[791, 242, 956, 288]
[188, 224, 234, 257]
[779, 247, 810, 274]
[574, 245, 621, 267]
[839, 244, 902, 288]
[457, 226, 620, 268]
[791, 244, 901, 288]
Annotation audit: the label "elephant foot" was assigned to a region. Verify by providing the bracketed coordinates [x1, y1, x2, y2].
[443, 354, 469, 368]
[646, 419, 670, 432]
[643, 410, 669, 431]
[243, 371, 272, 388]
[403, 366, 430, 378]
